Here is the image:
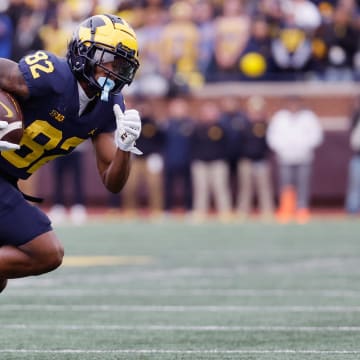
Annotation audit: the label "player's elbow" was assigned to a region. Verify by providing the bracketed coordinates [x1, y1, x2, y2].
[105, 182, 125, 194]
[103, 172, 129, 194]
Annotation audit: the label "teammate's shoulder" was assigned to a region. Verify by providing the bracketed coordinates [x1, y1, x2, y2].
[19, 50, 74, 95]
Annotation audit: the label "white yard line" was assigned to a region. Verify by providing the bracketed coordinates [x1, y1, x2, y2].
[3, 324, 360, 332]
[0, 349, 360, 355]
[1, 304, 360, 312]
[6, 288, 360, 298]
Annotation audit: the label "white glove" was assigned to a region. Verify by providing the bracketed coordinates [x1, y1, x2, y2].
[0, 121, 20, 151]
[113, 104, 142, 155]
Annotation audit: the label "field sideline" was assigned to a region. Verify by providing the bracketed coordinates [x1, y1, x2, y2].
[1, 216, 360, 359]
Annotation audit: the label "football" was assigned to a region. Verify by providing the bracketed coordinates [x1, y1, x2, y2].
[0, 89, 24, 145]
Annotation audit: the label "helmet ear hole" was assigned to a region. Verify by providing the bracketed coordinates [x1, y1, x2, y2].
[73, 57, 85, 71]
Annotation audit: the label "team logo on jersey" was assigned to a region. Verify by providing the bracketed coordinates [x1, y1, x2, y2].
[88, 128, 97, 136]
[50, 109, 65, 122]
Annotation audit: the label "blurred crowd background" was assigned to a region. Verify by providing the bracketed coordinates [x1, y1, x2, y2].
[2, 0, 360, 92]
[1, 0, 360, 224]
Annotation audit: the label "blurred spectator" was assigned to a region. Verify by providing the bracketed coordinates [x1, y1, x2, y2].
[190, 100, 232, 222]
[162, 96, 194, 214]
[64, 0, 97, 21]
[160, 1, 201, 90]
[237, 96, 274, 220]
[193, 0, 215, 76]
[317, 5, 359, 81]
[10, 9, 44, 61]
[0, 6, 13, 59]
[238, 15, 275, 80]
[282, 0, 321, 31]
[116, 1, 145, 28]
[140, 0, 172, 8]
[121, 98, 165, 217]
[56, 1, 83, 33]
[134, 6, 168, 97]
[6, 0, 27, 30]
[270, 8, 314, 80]
[267, 96, 323, 224]
[345, 97, 360, 214]
[308, 1, 335, 79]
[48, 143, 88, 225]
[206, 0, 251, 81]
[220, 96, 247, 172]
[38, 12, 72, 56]
[258, 0, 284, 26]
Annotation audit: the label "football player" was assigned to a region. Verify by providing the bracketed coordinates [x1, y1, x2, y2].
[0, 14, 142, 292]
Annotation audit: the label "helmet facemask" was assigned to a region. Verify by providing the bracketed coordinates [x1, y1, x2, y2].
[92, 43, 139, 93]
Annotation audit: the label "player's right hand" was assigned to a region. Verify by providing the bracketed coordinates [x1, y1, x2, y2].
[0, 121, 21, 151]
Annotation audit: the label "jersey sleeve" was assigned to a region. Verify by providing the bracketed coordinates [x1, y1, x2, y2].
[18, 51, 73, 97]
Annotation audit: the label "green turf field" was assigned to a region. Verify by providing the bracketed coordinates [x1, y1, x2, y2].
[1, 216, 360, 359]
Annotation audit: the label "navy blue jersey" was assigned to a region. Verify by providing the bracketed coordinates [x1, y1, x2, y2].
[0, 50, 125, 179]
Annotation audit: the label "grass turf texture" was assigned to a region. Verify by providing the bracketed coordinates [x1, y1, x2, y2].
[1, 217, 360, 359]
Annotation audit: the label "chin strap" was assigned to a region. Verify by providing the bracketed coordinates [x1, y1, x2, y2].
[21, 192, 44, 203]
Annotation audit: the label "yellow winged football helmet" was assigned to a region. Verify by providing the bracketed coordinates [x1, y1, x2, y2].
[67, 14, 139, 94]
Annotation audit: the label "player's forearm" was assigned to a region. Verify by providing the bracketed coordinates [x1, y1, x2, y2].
[102, 150, 131, 193]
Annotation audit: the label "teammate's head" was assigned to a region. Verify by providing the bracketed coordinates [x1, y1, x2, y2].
[67, 14, 139, 97]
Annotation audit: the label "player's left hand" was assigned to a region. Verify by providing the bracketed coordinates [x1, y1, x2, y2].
[0, 121, 21, 151]
[113, 104, 142, 155]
